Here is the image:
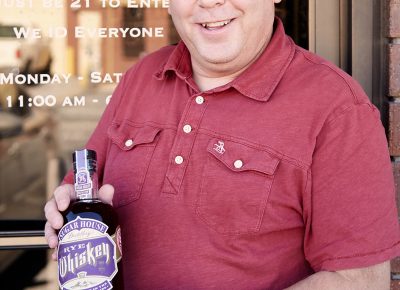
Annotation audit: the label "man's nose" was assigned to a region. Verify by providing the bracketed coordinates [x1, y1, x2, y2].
[198, 0, 225, 8]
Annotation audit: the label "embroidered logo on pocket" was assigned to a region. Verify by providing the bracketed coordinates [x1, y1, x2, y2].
[213, 141, 226, 154]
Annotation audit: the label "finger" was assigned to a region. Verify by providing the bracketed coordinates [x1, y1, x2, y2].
[53, 184, 75, 211]
[44, 221, 58, 249]
[51, 249, 57, 261]
[44, 198, 64, 230]
[98, 184, 115, 205]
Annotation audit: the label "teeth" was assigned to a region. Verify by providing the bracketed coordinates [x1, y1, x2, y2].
[201, 19, 231, 29]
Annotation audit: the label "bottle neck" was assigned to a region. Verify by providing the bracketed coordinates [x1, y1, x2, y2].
[74, 169, 99, 201]
[73, 149, 98, 201]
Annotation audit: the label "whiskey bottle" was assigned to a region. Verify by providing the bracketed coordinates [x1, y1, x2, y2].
[57, 149, 122, 290]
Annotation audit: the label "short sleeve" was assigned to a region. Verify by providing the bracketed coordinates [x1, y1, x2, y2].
[304, 102, 400, 271]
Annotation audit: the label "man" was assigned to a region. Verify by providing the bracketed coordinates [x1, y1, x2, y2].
[44, 0, 400, 289]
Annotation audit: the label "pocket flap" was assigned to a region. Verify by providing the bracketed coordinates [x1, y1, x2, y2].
[207, 138, 280, 175]
[108, 123, 161, 151]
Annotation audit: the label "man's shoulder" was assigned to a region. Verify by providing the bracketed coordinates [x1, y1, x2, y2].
[288, 45, 370, 106]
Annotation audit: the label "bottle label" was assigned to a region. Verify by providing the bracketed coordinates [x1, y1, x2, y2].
[57, 217, 118, 290]
[75, 169, 93, 200]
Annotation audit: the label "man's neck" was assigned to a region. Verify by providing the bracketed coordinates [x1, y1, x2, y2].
[191, 33, 271, 92]
[193, 69, 242, 92]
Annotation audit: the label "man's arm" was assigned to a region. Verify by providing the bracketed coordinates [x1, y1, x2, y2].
[285, 261, 390, 290]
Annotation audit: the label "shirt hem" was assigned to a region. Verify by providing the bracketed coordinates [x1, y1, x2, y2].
[313, 241, 400, 272]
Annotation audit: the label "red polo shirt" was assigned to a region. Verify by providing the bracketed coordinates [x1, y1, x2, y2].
[64, 19, 400, 289]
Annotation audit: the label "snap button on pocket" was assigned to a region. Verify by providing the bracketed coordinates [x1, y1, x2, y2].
[125, 139, 134, 147]
[234, 159, 243, 169]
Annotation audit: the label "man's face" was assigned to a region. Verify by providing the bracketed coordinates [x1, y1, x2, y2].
[169, 0, 281, 76]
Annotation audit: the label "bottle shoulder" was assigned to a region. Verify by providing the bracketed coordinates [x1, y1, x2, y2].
[62, 200, 118, 232]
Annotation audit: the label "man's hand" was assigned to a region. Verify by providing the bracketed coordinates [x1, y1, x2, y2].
[44, 184, 115, 260]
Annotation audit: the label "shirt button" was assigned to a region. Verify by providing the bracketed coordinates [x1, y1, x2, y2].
[234, 160, 243, 169]
[183, 124, 192, 134]
[125, 139, 133, 147]
[175, 155, 184, 165]
[195, 96, 204, 104]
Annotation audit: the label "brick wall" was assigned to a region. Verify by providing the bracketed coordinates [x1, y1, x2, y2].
[388, 0, 400, 289]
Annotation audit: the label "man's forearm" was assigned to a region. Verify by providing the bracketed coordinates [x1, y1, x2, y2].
[285, 271, 362, 290]
[284, 262, 390, 290]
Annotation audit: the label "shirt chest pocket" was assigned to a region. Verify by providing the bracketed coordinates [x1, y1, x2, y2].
[105, 123, 161, 207]
[196, 138, 280, 235]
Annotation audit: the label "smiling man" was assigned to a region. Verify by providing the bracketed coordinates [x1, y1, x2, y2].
[45, 0, 400, 289]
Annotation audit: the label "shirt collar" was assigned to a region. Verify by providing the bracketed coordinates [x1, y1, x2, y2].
[155, 17, 295, 102]
[155, 41, 193, 81]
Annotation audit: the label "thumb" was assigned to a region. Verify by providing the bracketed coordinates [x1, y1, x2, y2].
[98, 184, 114, 205]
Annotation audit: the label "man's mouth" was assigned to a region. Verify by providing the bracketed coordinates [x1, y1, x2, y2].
[200, 19, 233, 30]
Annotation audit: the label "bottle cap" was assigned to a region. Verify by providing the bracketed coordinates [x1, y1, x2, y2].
[73, 149, 96, 163]
[73, 149, 97, 173]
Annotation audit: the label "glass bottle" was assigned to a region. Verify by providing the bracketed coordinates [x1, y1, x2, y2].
[57, 149, 122, 290]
